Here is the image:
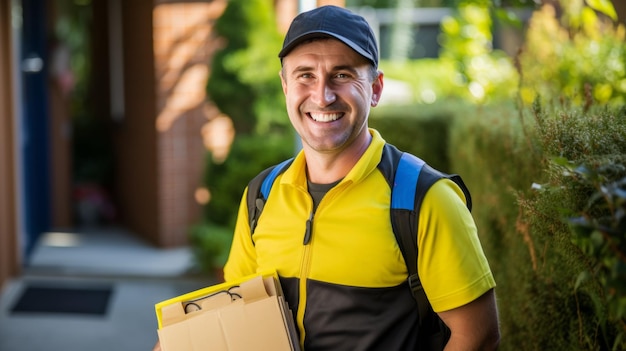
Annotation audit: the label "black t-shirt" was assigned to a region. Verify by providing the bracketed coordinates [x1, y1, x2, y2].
[307, 178, 342, 211]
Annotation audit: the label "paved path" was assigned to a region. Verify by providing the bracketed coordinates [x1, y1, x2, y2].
[0, 227, 217, 351]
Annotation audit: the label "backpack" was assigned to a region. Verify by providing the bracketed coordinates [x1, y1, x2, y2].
[246, 143, 472, 351]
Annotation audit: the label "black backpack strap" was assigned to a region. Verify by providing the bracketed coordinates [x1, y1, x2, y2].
[379, 144, 432, 323]
[247, 158, 294, 240]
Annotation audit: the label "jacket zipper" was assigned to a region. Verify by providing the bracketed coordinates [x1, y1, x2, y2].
[295, 182, 347, 348]
[303, 210, 314, 245]
[296, 198, 315, 347]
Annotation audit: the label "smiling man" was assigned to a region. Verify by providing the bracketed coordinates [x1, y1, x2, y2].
[222, 5, 500, 351]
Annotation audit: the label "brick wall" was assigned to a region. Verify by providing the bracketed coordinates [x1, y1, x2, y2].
[152, 0, 227, 246]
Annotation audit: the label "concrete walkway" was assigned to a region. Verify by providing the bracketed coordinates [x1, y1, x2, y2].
[0, 227, 218, 351]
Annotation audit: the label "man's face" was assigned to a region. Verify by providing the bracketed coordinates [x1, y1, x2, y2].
[280, 38, 383, 155]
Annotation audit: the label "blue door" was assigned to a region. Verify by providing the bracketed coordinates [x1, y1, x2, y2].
[19, 0, 51, 257]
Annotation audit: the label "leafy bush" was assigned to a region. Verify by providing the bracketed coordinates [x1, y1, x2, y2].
[379, 59, 461, 105]
[518, 1, 626, 107]
[189, 222, 234, 274]
[202, 132, 295, 229]
[514, 102, 626, 350]
[196, 0, 294, 274]
[206, 0, 287, 134]
[440, 97, 626, 350]
[379, 3, 520, 105]
[439, 3, 519, 103]
[565, 160, 626, 350]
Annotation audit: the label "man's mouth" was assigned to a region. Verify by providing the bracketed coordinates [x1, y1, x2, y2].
[308, 112, 343, 122]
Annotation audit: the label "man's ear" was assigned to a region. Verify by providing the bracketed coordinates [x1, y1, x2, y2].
[279, 69, 287, 95]
[371, 70, 384, 107]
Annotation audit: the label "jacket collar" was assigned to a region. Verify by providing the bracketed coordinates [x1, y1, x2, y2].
[280, 128, 386, 188]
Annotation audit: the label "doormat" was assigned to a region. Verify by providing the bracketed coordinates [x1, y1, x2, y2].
[11, 284, 114, 316]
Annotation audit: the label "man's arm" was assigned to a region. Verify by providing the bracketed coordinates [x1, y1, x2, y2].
[437, 289, 500, 351]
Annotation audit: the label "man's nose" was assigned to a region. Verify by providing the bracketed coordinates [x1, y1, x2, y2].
[311, 79, 336, 107]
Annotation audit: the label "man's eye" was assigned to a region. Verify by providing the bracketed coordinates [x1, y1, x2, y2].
[335, 73, 350, 79]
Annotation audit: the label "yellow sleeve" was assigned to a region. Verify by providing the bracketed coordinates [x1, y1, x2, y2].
[417, 179, 496, 312]
[223, 188, 258, 281]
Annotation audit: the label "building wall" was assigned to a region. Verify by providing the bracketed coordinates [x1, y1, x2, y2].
[111, 0, 232, 247]
[152, 0, 228, 247]
[111, 0, 161, 245]
[0, 0, 19, 289]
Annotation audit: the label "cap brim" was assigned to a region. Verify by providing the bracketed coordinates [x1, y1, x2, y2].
[279, 31, 376, 67]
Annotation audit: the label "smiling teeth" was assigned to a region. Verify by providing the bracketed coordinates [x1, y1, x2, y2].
[310, 113, 341, 122]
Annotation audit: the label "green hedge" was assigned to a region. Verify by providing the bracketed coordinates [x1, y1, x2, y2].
[374, 99, 626, 350]
[447, 101, 626, 350]
[369, 102, 456, 172]
[511, 103, 626, 350]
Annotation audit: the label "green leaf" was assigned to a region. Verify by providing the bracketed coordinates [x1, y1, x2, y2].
[585, 0, 618, 21]
[551, 156, 572, 168]
[591, 229, 605, 248]
[575, 270, 591, 290]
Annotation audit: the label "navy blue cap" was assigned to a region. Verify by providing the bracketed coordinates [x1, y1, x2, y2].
[279, 5, 379, 68]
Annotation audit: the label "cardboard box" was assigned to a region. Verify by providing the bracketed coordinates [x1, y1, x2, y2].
[155, 270, 300, 351]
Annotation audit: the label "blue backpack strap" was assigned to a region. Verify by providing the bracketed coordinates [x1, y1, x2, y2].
[379, 144, 432, 321]
[380, 143, 471, 350]
[247, 158, 294, 238]
[379, 144, 472, 291]
[260, 158, 294, 200]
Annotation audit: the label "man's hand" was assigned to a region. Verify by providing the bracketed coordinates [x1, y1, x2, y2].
[438, 289, 500, 351]
[152, 341, 161, 351]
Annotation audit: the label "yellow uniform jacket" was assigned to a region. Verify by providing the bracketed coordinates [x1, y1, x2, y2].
[224, 129, 496, 350]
